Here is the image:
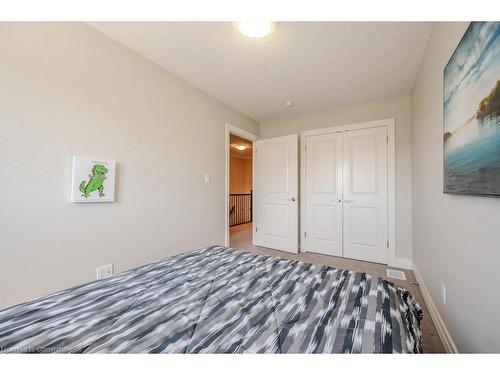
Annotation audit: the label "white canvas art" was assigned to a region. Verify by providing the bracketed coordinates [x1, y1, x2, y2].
[71, 156, 116, 202]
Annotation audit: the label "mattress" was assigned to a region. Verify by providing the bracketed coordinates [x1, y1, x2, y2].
[0, 246, 422, 353]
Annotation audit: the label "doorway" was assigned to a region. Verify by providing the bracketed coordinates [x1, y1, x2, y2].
[229, 134, 253, 246]
[224, 124, 258, 248]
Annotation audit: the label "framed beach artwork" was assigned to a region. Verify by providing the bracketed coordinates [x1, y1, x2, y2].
[70, 156, 116, 202]
[443, 21, 500, 196]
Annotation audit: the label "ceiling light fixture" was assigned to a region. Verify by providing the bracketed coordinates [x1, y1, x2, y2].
[235, 145, 247, 151]
[237, 22, 275, 38]
[285, 100, 295, 107]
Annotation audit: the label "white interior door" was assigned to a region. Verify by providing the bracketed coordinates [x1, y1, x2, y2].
[253, 134, 298, 253]
[342, 127, 388, 264]
[303, 133, 343, 256]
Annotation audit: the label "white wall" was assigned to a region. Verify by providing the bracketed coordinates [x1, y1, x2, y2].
[412, 22, 500, 353]
[260, 95, 414, 262]
[0, 23, 258, 309]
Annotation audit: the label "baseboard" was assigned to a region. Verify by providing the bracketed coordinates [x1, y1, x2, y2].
[390, 257, 413, 270]
[413, 266, 459, 353]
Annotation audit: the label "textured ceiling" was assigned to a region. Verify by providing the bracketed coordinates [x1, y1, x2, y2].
[89, 22, 433, 122]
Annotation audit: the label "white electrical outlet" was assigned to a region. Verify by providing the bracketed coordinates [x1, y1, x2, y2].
[204, 173, 210, 184]
[441, 283, 446, 304]
[96, 264, 114, 280]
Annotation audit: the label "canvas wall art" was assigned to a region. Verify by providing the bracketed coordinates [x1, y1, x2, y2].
[444, 21, 500, 196]
[71, 156, 116, 202]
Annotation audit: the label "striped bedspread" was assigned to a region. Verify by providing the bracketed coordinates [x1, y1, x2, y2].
[0, 246, 422, 353]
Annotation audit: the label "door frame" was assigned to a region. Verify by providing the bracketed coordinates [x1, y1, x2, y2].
[299, 118, 396, 266]
[224, 123, 259, 247]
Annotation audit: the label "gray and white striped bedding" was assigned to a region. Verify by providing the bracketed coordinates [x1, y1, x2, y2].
[0, 246, 422, 353]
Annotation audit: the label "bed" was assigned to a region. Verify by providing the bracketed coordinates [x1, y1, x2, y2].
[0, 246, 422, 353]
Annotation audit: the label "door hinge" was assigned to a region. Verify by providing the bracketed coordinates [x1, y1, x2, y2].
[386, 241, 389, 248]
[305, 145, 307, 151]
[386, 135, 389, 143]
[255, 227, 258, 232]
[304, 232, 307, 238]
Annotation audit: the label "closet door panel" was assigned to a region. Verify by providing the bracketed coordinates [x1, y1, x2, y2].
[303, 133, 343, 256]
[342, 127, 388, 264]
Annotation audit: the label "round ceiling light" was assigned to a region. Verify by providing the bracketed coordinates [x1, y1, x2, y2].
[238, 22, 275, 38]
[235, 145, 247, 151]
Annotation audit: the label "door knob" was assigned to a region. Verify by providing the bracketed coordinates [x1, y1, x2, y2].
[333, 199, 341, 203]
[288, 197, 296, 202]
[344, 199, 352, 203]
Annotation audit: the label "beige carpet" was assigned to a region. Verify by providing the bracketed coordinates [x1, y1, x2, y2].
[230, 223, 446, 353]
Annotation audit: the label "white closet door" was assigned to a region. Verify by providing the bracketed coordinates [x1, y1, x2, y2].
[303, 133, 343, 256]
[342, 127, 388, 264]
[253, 134, 298, 253]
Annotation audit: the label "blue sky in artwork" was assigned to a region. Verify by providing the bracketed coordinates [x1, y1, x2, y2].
[444, 22, 500, 133]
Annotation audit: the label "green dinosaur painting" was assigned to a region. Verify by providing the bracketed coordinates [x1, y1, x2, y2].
[79, 164, 108, 198]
